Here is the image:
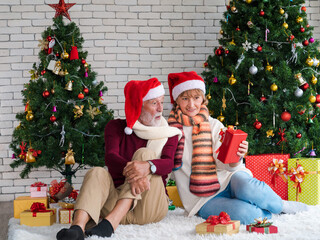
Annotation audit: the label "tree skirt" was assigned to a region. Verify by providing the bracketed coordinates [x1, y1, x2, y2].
[8, 206, 320, 240]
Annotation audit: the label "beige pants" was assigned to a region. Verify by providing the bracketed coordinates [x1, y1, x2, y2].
[74, 148, 169, 229]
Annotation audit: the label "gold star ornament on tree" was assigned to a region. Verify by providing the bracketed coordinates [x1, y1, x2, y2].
[48, 0, 76, 21]
[86, 105, 101, 119]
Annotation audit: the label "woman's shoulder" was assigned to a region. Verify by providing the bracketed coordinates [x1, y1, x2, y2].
[208, 116, 224, 128]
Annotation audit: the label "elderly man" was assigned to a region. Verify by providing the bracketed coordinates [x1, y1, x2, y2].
[57, 78, 181, 240]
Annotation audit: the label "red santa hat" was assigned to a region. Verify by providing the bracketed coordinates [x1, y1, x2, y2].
[168, 71, 206, 103]
[124, 77, 165, 135]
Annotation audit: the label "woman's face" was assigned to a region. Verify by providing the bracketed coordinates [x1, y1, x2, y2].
[176, 90, 204, 117]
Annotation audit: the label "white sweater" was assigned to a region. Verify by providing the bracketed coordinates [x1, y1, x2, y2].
[173, 116, 252, 217]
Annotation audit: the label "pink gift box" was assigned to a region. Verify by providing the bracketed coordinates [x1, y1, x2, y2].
[30, 183, 47, 198]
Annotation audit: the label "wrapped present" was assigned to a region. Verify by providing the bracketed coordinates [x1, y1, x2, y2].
[196, 212, 240, 235]
[166, 185, 183, 208]
[217, 129, 247, 164]
[49, 202, 62, 223]
[20, 202, 56, 226]
[288, 158, 320, 205]
[14, 196, 48, 219]
[246, 154, 290, 200]
[49, 179, 73, 202]
[246, 218, 278, 234]
[60, 208, 74, 224]
[30, 181, 47, 198]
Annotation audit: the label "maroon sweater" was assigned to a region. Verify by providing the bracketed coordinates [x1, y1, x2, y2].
[104, 119, 179, 188]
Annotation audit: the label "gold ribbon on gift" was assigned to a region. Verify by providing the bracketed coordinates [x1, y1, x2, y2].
[288, 159, 320, 202]
[268, 158, 287, 186]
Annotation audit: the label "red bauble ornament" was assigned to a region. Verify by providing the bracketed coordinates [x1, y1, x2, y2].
[289, 35, 295, 41]
[47, 36, 52, 41]
[70, 46, 79, 60]
[300, 27, 305, 33]
[316, 103, 320, 109]
[42, 90, 50, 98]
[225, 49, 229, 55]
[281, 111, 291, 122]
[296, 133, 302, 138]
[301, 6, 307, 12]
[81, 59, 86, 65]
[260, 96, 267, 102]
[48, 0, 76, 21]
[253, 120, 262, 130]
[257, 46, 262, 52]
[316, 94, 320, 103]
[259, 10, 265, 16]
[300, 83, 309, 91]
[56, 52, 60, 57]
[307, 24, 310, 28]
[303, 40, 309, 46]
[41, 70, 46, 75]
[226, 5, 230, 10]
[78, 92, 84, 99]
[215, 49, 222, 56]
[50, 115, 56, 122]
[236, 27, 240, 31]
[83, 88, 89, 94]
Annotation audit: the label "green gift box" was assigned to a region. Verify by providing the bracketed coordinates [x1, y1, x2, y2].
[288, 158, 320, 205]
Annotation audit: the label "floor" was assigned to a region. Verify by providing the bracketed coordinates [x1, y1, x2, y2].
[0, 201, 13, 240]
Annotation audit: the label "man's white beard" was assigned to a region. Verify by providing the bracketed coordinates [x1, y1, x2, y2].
[139, 111, 162, 126]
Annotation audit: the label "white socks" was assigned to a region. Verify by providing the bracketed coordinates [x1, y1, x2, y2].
[282, 200, 309, 214]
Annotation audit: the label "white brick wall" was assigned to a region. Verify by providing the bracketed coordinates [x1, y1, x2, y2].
[0, 0, 319, 201]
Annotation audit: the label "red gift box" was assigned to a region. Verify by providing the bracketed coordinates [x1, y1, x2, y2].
[217, 129, 247, 163]
[246, 154, 289, 200]
[246, 225, 278, 234]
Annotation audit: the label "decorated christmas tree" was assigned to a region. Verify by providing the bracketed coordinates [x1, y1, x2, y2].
[10, 1, 113, 184]
[202, 0, 320, 156]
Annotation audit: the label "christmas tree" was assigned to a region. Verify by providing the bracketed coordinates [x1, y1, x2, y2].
[202, 0, 320, 156]
[9, 3, 113, 184]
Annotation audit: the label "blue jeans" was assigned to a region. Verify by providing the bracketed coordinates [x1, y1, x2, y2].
[198, 171, 283, 224]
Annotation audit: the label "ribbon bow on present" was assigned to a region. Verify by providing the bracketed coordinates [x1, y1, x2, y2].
[250, 217, 273, 228]
[31, 181, 47, 191]
[268, 158, 287, 186]
[206, 212, 231, 225]
[30, 202, 51, 217]
[288, 164, 306, 193]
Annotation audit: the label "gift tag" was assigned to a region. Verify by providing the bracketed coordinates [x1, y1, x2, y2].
[47, 60, 56, 70]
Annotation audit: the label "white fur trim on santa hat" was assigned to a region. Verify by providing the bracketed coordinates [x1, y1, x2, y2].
[124, 127, 133, 135]
[172, 79, 206, 101]
[143, 84, 165, 101]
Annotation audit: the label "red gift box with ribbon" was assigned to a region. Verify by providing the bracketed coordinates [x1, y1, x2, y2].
[20, 202, 56, 226]
[217, 129, 248, 164]
[30, 181, 47, 198]
[246, 218, 278, 234]
[196, 212, 240, 235]
[245, 154, 290, 200]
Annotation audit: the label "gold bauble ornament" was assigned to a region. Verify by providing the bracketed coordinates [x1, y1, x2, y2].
[279, 8, 285, 15]
[217, 112, 225, 123]
[206, 93, 212, 100]
[282, 22, 288, 29]
[306, 56, 314, 67]
[311, 75, 318, 85]
[246, 0, 252, 3]
[65, 148, 75, 165]
[296, 16, 303, 23]
[26, 110, 34, 121]
[220, 29, 224, 35]
[309, 94, 316, 103]
[231, 6, 237, 13]
[65, 80, 73, 91]
[51, 88, 55, 94]
[266, 63, 273, 72]
[84, 63, 88, 68]
[228, 74, 237, 85]
[62, 50, 69, 59]
[26, 149, 36, 163]
[270, 83, 278, 91]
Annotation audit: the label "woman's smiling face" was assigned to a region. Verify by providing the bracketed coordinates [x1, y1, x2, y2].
[176, 89, 204, 117]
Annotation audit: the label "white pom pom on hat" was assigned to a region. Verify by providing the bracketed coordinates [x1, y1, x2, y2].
[124, 78, 165, 135]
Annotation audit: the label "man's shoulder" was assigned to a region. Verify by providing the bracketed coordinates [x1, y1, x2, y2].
[105, 118, 126, 130]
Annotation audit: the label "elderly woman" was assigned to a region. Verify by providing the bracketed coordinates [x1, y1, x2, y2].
[167, 71, 308, 224]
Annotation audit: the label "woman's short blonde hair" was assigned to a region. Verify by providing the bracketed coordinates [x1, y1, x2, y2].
[175, 89, 208, 106]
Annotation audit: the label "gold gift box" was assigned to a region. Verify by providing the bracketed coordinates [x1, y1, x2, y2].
[166, 186, 183, 208]
[14, 196, 48, 219]
[196, 220, 240, 235]
[59, 208, 74, 224]
[20, 208, 56, 226]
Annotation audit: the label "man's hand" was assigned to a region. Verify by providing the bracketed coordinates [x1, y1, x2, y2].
[130, 176, 150, 196]
[123, 161, 150, 183]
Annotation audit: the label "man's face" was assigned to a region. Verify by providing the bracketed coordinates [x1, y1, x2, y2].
[138, 95, 164, 126]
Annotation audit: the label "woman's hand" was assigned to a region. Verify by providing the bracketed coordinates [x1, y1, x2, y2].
[237, 140, 248, 158]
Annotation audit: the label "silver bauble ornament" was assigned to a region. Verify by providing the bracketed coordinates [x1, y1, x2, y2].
[294, 88, 303, 97]
[249, 65, 258, 75]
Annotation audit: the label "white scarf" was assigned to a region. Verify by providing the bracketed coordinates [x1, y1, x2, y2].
[132, 116, 182, 158]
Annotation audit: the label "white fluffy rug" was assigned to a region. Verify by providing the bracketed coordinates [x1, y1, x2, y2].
[8, 206, 320, 240]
